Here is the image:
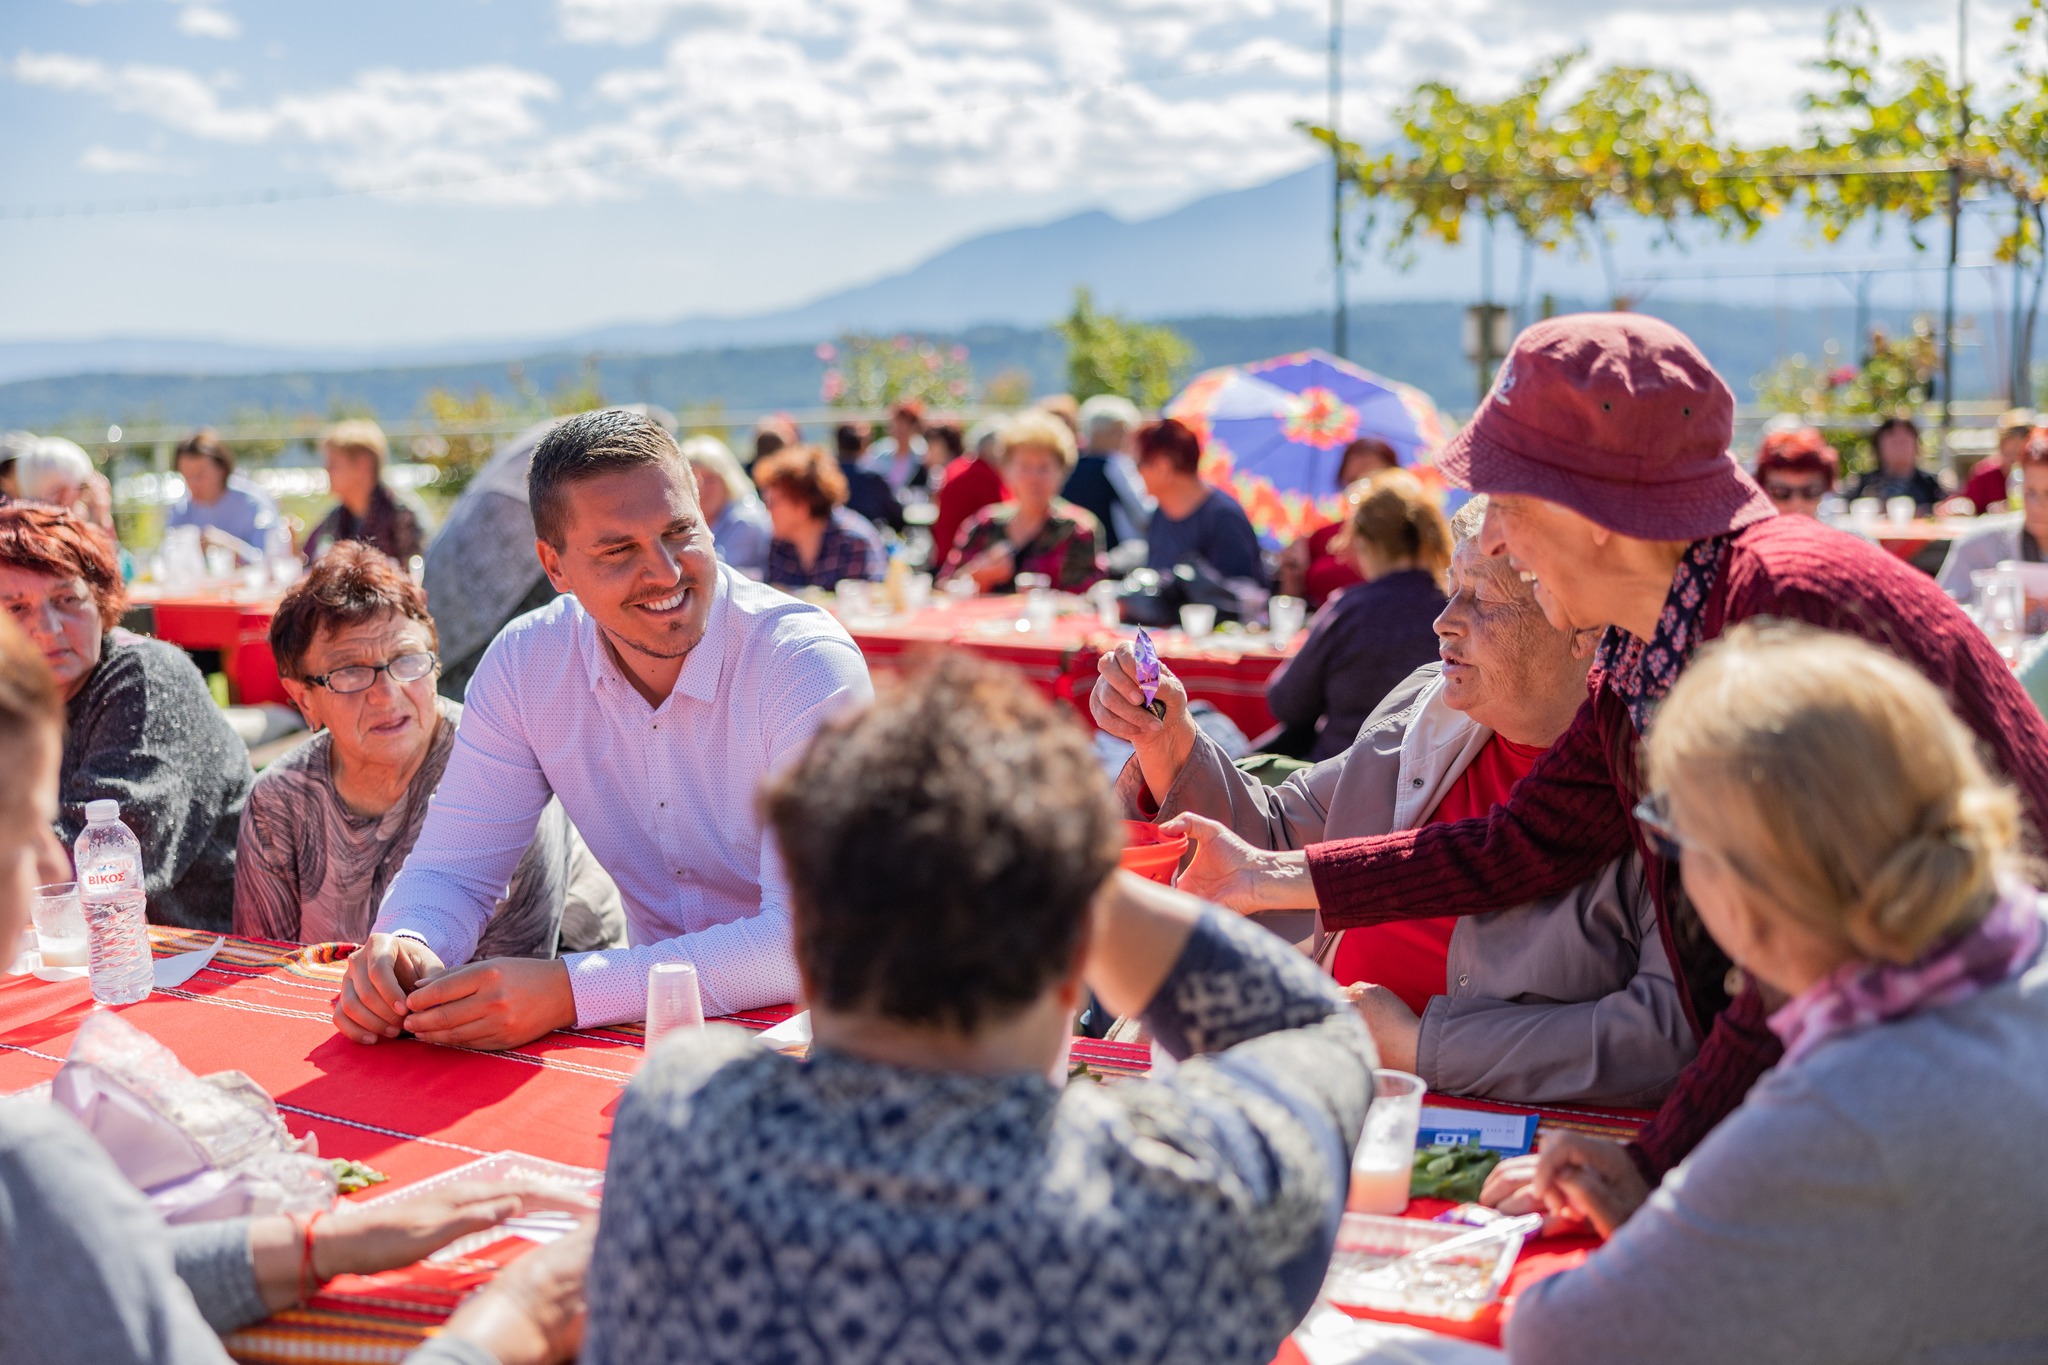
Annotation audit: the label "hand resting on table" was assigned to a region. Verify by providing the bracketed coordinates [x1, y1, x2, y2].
[336, 933, 576, 1051]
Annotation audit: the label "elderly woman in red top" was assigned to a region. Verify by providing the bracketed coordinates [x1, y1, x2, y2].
[1109, 313, 2048, 1182]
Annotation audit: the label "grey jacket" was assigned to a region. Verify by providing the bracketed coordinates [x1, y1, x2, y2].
[1934, 511, 2028, 604]
[1119, 663, 1697, 1107]
[0, 1099, 486, 1365]
[1509, 920, 2048, 1364]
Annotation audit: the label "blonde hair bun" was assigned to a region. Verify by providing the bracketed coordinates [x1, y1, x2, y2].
[1645, 622, 2019, 964]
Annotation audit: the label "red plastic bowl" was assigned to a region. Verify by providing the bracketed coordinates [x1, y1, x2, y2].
[1120, 820, 1189, 884]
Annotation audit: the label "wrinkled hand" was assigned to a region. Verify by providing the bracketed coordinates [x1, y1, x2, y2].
[1090, 644, 1199, 808]
[440, 1219, 596, 1365]
[1343, 982, 1419, 1073]
[401, 956, 577, 1050]
[1480, 1153, 1542, 1215]
[313, 1180, 550, 1278]
[335, 934, 445, 1043]
[964, 541, 1015, 591]
[1160, 811, 1317, 913]
[1529, 1132, 1651, 1238]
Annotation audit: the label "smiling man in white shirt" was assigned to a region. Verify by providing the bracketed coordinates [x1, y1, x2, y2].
[333, 408, 872, 1050]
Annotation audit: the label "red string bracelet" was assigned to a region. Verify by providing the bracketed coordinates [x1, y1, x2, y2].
[298, 1209, 327, 1302]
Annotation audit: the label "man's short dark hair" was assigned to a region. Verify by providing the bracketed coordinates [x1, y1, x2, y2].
[833, 423, 866, 460]
[529, 408, 686, 547]
[763, 656, 1121, 1033]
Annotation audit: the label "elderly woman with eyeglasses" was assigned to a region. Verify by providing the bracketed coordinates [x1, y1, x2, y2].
[234, 543, 622, 956]
[0, 504, 250, 931]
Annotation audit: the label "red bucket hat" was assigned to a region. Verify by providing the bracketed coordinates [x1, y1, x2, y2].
[1437, 312, 1775, 541]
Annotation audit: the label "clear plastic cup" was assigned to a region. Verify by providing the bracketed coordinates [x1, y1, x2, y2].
[31, 882, 87, 970]
[1179, 603, 1217, 638]
[645, 961, 705, 1050]
[1268, 595, 1307, 641]
[1885, 495, 1917, 527]
[1349, 1069, 1427, 1214]
[1090, 580, 1122, 628]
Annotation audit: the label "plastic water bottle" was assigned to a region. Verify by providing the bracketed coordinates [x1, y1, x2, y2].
[74, 799, 151, 1005]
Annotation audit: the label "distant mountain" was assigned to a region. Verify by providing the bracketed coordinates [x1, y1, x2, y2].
[1, 156, 1986, 390]
[0, 300, 1978, 436]
[555, 167, 1337, 355]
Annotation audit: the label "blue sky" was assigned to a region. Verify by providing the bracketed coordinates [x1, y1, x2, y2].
[0, 0, 1994, 347]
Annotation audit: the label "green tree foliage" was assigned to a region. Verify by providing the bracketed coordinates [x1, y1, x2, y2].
[415, 360, 609, 494]
[819, 335, 975, 410]
[1054, 288, 1195, 408]
[1305, 51, 1794, 304]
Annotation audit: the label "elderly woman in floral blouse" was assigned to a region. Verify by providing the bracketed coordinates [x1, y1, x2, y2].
[939, 409, 1104, 593]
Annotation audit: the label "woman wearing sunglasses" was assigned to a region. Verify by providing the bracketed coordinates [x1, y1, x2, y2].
[0, 504, 251, 930]
[1502, 625, 2048, 1363]
[235, 543, 621, 956]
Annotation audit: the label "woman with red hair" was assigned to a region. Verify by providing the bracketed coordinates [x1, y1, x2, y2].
[0, 505, 250, 930]
[1752, 426, 1839, 518]
[1136, 418, 1265, 583]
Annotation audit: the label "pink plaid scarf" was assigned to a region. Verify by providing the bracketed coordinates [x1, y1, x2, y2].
[1769, 888, 2046, 1068]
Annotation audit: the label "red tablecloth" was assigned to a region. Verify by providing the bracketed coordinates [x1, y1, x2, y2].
[847, 597, 1298, 738]
[128, 589, 289, 706]
[1, 929, 1638, 1360]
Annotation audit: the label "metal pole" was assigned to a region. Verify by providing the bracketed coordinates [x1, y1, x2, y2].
[1940, 0, 1967, 465]
[1330, 0, 1347, 359]
[2016, 191, 2029, 405]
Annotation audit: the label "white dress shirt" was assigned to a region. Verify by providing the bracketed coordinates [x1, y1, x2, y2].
[374, 565, 873, 1026]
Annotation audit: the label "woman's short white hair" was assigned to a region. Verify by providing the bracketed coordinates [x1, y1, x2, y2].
[965, 418, 1005, 460]
[16, 437, 95, 504]
[1078, 394, 1141, 446]
[679, 434, 757, 509]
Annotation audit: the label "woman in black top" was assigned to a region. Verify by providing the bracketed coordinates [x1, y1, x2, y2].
[0, 505, 250, 930]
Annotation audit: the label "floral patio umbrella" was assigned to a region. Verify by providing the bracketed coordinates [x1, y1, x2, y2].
[1163, 349, 1451, 549]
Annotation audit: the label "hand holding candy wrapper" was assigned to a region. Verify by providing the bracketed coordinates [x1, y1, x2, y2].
[1134, 629, 1167, 720]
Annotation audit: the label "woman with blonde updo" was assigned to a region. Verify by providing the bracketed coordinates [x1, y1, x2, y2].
[1500, 623, 2048, 1364]
[1264, 468, 1451, 760]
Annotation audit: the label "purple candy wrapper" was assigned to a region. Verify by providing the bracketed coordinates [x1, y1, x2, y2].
[1134, 629, 1166, 718]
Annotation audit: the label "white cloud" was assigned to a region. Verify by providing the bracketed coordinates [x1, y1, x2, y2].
[176, 5, 241, 40]
[78, 144, 190, 174]
[7, 0, 2023, 209]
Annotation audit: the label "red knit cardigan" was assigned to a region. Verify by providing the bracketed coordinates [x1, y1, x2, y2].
[1304, 513, 2048, 1174]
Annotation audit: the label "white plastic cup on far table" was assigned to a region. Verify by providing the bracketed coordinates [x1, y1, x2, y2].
[903, 572, 934, 614]
[645, 961, 705, 1051]
[1089, 579, 1122, 629]
[1267, 595, 1307, 642]
[1015, 573, 1055, 632]
[1179, 602, 1217, 639]
[1885, 495, 1917, 528]
[1973, 566, 2028, 659]
[31, 882, 87, 971]
[1849, 497, 1883, 533]
[1348, 1069, 1427, 1214]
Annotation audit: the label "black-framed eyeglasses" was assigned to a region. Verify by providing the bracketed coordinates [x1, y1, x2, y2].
[301, 651, 438, 695]
[1633, 792, 1692, 862]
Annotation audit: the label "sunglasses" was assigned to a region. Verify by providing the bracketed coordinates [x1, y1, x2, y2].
[1632, 792, 1692, 862]
[1763, 481, 1828, 503]
[301, 650, 439, 695]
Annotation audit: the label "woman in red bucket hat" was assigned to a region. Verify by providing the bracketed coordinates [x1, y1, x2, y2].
[1128, 312, 2048, 1211]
